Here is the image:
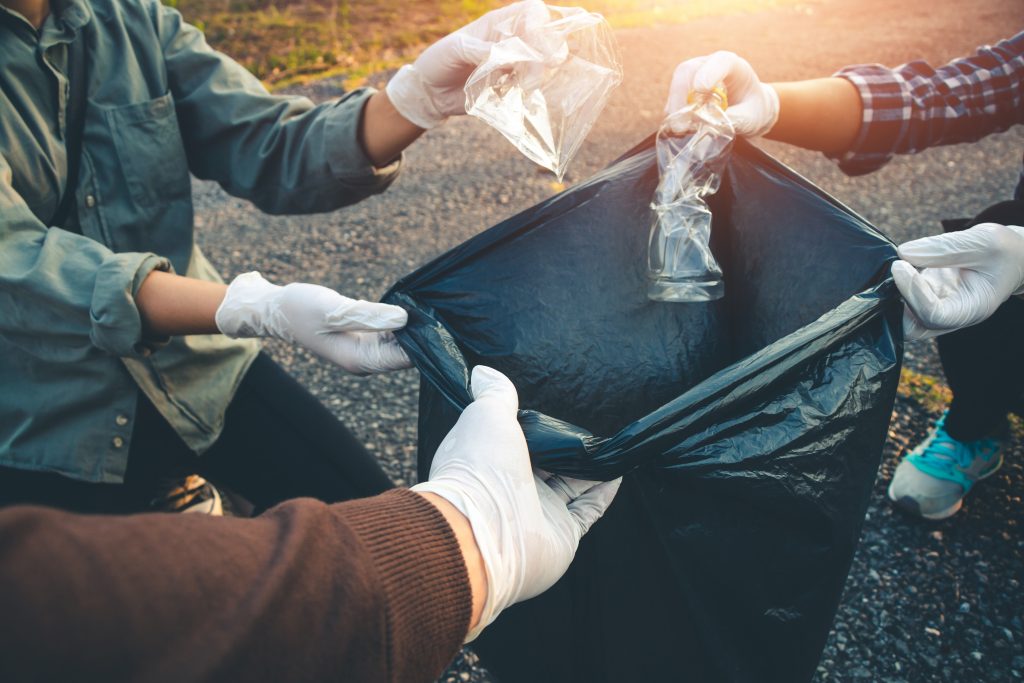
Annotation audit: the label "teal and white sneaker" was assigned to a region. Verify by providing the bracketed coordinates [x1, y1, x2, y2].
[887, 412, 1004, 520]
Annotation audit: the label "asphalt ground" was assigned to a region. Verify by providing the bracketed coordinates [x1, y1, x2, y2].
[191, 0, 1024, 680]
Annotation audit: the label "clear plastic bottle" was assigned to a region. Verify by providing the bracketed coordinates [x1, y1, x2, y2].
[647, 88, 734, 302]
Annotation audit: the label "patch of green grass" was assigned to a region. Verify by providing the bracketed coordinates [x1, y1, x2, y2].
[164, 0, 813, 90]
[897, 367, 952, 415]
[898, 367, 1023, 439]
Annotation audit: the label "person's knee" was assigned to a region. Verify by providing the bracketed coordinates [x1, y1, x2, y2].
[969, 199, 1024, 228]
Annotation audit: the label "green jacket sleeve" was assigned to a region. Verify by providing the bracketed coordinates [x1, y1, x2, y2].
[0, 156, 170, 361]
[151, 0, 401, 216]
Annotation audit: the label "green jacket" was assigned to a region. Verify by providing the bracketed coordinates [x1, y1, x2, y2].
[0, 0, 400, 482]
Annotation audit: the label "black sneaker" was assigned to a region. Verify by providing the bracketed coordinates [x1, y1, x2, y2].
[150, 475, 223, 516]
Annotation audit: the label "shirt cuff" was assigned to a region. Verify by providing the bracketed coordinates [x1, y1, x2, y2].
[90, 252, 172, 358]
[338, 489, 472, 681]
[324, 87, 402, 193]
[827, 64, 912, 176]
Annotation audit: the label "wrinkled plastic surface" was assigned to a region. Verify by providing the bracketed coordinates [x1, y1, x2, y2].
[648, 91, 733, 302]
[384, 136, 902, 683]
[464, 1, 622, 181]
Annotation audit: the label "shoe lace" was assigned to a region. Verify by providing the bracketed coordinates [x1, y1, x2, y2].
[917, 430, 971, 471]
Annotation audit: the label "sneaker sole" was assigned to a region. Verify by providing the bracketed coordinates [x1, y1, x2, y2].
[886, 452, 1004, 521]
[886, 484, 962, 520]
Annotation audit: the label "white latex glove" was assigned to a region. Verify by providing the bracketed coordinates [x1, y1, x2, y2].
[891, 222, 1024, 340]
[412, 366, 622, 642]
[385, 0, 549, 129]
[215, 272, 412, 375]
[665, 51, 780, 137]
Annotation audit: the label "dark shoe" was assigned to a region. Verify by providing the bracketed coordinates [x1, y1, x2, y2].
[150, 475, 224, 516]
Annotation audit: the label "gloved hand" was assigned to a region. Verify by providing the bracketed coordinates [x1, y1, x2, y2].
[412, 366, 621, 642]
[215, 271, 412, 375]
[891, 222, 1024, 340]
[385, 0, 549, 129]
[666, 51, 779, 137]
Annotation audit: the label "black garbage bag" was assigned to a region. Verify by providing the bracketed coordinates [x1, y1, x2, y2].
[383, 136, 903, 683]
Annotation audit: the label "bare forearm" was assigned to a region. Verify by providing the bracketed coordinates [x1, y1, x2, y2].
[359, 90, 425, 167]
[135, 269, 226, 337]
[766, 78, 863, 155]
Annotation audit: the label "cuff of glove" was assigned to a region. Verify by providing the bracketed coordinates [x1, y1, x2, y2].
[756, 83, 781, 138]
[385, 65, 448, 130]
[215, 271, 281, 339]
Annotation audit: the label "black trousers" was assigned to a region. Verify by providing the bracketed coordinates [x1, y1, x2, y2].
[0, 353, 394, 514]
[938, 199, 1024, 441]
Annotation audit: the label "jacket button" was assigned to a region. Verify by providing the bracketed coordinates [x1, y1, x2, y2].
[85, 195, 96, 208]
[112, 436, 124, 449]
[115, 414, 129, 427]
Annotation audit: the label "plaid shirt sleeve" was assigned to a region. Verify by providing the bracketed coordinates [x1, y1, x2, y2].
[829, 30, 1024, 176]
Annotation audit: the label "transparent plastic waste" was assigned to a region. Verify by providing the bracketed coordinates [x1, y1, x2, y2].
[464, 0, 623, 181]
[647, 89, 734, 302]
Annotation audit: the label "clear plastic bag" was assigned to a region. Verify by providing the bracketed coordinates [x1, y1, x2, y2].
[647, 90, 734, 302]
[464, 1, 623, 181]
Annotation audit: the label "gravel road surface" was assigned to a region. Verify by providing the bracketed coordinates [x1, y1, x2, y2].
[192, 1, 1024, 680]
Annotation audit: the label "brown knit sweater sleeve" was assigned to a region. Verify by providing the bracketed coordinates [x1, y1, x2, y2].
[0, 489, 471, 683]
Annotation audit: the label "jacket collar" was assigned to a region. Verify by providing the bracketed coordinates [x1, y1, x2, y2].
[0, 0, 91, 43]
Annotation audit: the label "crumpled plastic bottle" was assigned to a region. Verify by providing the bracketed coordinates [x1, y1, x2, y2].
[464, 0, 623, 181]
[647, 88, 734, 302]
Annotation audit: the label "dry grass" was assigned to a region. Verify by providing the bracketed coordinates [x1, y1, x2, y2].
[897, 366, 1023, 438]
[897, 367, 953, 415]
[165, 0, 813, 90]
